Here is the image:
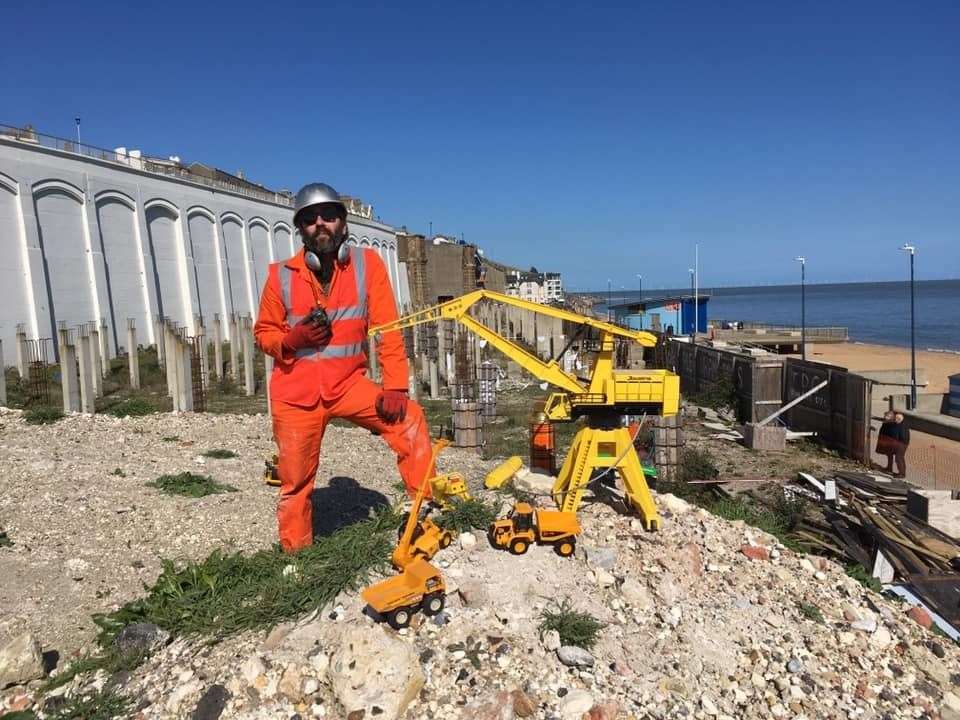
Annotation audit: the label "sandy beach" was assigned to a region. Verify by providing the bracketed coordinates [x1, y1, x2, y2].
[802, 342, 960, 393]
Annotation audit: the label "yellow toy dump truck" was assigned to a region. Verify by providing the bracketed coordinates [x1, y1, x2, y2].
[361, 557, 446, 629]
[489, 501, 581, 557]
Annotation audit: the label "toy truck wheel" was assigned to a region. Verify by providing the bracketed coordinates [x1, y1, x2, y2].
[397, 513, 425, 543]
[509, 538, 529, 555]
[422, 592, 445, 616]
[387, 606, 413, 630]
[555, 539, 576, 557]
[439, 532, 452, 549]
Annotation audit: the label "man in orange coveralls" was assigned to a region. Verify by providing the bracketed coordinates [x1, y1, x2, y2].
[254, 182, 433, 552]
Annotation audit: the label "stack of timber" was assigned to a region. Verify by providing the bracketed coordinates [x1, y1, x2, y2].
[790, 470, 960, 637]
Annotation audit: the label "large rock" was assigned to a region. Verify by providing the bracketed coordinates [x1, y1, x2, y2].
[557, 645, 595, 667]
[113, 622, 170, 661]
[0, 632, 44, 689]
[619, 578, 652, 610]
[560, 690, 594, 719]
[329, 624, 424, 720]
[513, 468, 555, 494]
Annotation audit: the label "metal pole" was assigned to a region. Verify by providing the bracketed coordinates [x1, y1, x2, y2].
[694, 243, 699, 345]
[801, 260, 806, 361]
[910, 250, 916, 409]
[607, 279, 612, 322]
[75, 116, 81, 147]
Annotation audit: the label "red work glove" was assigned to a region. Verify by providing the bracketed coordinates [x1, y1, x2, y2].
[281, 319, 330, 353]
[376, 390, 408, 424]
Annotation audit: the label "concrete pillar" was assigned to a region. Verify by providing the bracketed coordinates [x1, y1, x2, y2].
[76, 332, 95, 413]
[0, 341, 6, 407]
[58, 327, 79, 413]
[178, 335, 193, 412]
[88, 324, 103, 398]
[429, 359, 439, 400]
[155, 317, 166, 369]
[420, 353, 429, 391]
[212, 313, 223, 380]
[196, 316, 209, 390]
[408, 367, 418, 402]
[164, 324, 178, 404]
[436, 322, 446, 381]
[15, 325, 29, 380]
[99, 320, 110, 375]
[127, 319, 140, 390]
[229, 313, 240, 382]
[242, 317, 255, 396]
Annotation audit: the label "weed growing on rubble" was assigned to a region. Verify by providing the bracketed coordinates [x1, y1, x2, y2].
[46, 687, 131, 720]
[845, 563, 882, 593]
[0, 529, 12, 547]
[91, 508, 396, 644]
[146, 472, 237, 497]
[797, 601, 825, 624]
[23, 405, 63, 425]
[540, 599, 605, 649]
[103, 397, 157, 417]
[678, 447, 719, 482]
[201, 448, 238, 459]
[436, 498, 500, 532]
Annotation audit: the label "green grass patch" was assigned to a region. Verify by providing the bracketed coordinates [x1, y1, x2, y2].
[540, 599, 605, 649]
[846, 563, 882, 593]
[109, 468, 126, 477]
[146, 472, 237, 498]
[103, 397, 157, 417]
[92, 508, 396, 643]
[797, 601, 825, 624]
[0, 530, 11, 548]
[23, 405, 63, 425]
[201, 448, 238, 459]
[678, 446, 719, 482]
[41, 648, 146, 693]
[436, 498, 500, 532]
[45, 687, 131, 720]
[161, 435, 179, 442]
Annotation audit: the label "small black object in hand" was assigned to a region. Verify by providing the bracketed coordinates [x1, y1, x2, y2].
[306, 306, 329, 327]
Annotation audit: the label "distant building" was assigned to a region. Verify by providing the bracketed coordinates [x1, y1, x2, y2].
[505, 267, 564, 304]
[609, 295, 710, 335]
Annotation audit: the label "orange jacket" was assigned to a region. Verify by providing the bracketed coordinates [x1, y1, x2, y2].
[254, 246, 408, 406]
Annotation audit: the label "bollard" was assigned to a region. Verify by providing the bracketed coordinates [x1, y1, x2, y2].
[212, 313, 223, 380]
[76, 332, 95, 413]
[429, 359, 439, 400]
[242, 317, 255, 396]
[155, 317, 166, 369]
[0, 340, 6, 407]
[228, 313, 240, 382]
[15, 325, 29, 380]
[88, 324, 103, 398]
[127, 319, 140, 390]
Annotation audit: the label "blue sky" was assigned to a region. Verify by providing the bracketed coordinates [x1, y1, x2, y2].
[2, 1, 958, 291]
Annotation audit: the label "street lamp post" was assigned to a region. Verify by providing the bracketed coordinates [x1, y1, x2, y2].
[901, 244, 917, 409]
[688, 268, 695, 343]
[607, 278, 612, 322]
[795, 256, 806, 360]
[636, 273, 642, 300]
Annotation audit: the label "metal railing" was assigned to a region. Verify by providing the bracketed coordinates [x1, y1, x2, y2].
[711, 320, 848, 340]
[0, 124, 293, 207]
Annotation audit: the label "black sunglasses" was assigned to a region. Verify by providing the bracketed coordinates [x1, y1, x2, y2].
[298, 204, 343, 226]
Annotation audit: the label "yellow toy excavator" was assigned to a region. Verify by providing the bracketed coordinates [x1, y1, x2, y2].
[361, 440, 452, 629]
[369, 290, 679, 531]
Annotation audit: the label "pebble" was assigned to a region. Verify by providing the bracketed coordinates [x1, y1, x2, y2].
[557, 646, 595, 667]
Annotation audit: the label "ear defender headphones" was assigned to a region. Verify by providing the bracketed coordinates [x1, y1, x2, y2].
[304, 240, 350, 272]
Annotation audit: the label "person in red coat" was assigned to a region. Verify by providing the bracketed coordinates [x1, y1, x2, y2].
[254, 183, 432, 552]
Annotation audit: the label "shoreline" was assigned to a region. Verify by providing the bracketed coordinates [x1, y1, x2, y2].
[798, 341, 960, 394]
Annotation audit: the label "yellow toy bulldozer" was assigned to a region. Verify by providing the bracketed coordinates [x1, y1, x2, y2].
[489, 501, 581, 557]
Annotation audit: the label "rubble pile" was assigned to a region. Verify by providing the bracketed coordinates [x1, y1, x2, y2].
[1, 408, 959, 719]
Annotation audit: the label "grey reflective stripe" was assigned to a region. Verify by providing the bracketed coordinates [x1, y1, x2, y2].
[351, 247, 367, 316]
[279, 266, 293, 309]
[293, 342, 364, 359]
[329, 306, 365, 321]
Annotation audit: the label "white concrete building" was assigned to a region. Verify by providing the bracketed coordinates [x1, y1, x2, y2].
[0, 125, 406, 359]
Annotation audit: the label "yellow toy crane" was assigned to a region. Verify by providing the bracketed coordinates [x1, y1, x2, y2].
[369, 290, 679, 531]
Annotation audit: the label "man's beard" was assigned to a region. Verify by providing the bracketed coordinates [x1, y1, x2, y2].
[306, 226, 342, 255]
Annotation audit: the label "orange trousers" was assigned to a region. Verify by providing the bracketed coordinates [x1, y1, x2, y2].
[271, 374, 433, 552]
